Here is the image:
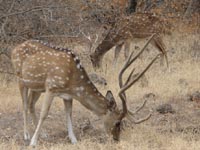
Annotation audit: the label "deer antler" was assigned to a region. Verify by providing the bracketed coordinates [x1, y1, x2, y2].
[118, 34, 162, 123]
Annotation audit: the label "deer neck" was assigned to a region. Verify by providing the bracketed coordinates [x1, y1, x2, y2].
[78, 92, 108, 116]
[72, 84, 109, 116]
[94, 35, 117, 57]
[66, 68, 109, 116]
[91, 37, 117, 68]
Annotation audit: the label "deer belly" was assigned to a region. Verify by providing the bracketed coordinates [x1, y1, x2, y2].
[19, 76, 46, 90]
[20, 66, 46, 90]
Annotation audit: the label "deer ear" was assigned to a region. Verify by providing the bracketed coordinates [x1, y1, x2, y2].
[106, 90, 116, 110]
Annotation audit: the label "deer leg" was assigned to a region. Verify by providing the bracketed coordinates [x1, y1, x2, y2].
[30, 91, 54, 146]
[19, 84, 30, 141]
[150, 35, 168, 67]
[114, 42, 124, 63]
[63, 99, 77, 144]
[124, 40, 131, 59]
[28, 91, 41, 127]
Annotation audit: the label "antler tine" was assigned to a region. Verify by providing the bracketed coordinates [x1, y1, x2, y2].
[119, 53, 161, 96]
[124, 68, 135, 86]
[118, 33, 156, 88]
[119, 68, 135, 104]
[126, 34, 156, 68]
[118, 53, 161, 121]
[126, 99, 152, 124]
[128, 99, 148, 115]
[120, 52, 162, 124]
[119, 50, 135, 88]
[118, 53, 160, 121]
[117, 49, 135, 121]
[126, 112, 152, 124]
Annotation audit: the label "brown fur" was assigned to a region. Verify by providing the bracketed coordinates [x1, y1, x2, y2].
[11, 40, 124, 146]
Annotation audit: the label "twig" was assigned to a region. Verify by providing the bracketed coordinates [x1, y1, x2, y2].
[1, 0, 16, 38]
[0, 5, 69, 20]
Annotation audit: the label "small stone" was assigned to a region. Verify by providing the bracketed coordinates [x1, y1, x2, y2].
[156, 103, 175, 114]
[191, 91, 200, 102]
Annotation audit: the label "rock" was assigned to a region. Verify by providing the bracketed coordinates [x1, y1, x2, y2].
[187, 91, 200, 103]
[156, 103, 175, 114]
[191, 91, 200, 102]
[186, 91, 200, 102]
[143, 93, 156, 99]
[185, 94, 193, 101]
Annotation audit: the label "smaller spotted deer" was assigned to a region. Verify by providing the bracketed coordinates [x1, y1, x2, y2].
[90, 12, 170, 69]
[11, 36, 162, 146]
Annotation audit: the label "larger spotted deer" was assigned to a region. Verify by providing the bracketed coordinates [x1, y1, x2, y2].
[90, 12, 171, 69]
[11, 35, 162, 146]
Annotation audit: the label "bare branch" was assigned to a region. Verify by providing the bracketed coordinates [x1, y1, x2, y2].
[0, 5, 69, 20]
[1, 0, 16, 38]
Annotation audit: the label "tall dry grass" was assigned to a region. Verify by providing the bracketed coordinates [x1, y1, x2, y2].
[0, 32, 199, 150]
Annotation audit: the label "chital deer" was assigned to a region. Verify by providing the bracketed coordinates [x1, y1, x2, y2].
[11, 35, 162, 146]
[90, 12, 170, 69]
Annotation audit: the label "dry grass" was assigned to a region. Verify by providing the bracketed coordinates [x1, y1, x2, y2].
[0, 32, 200, 150]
